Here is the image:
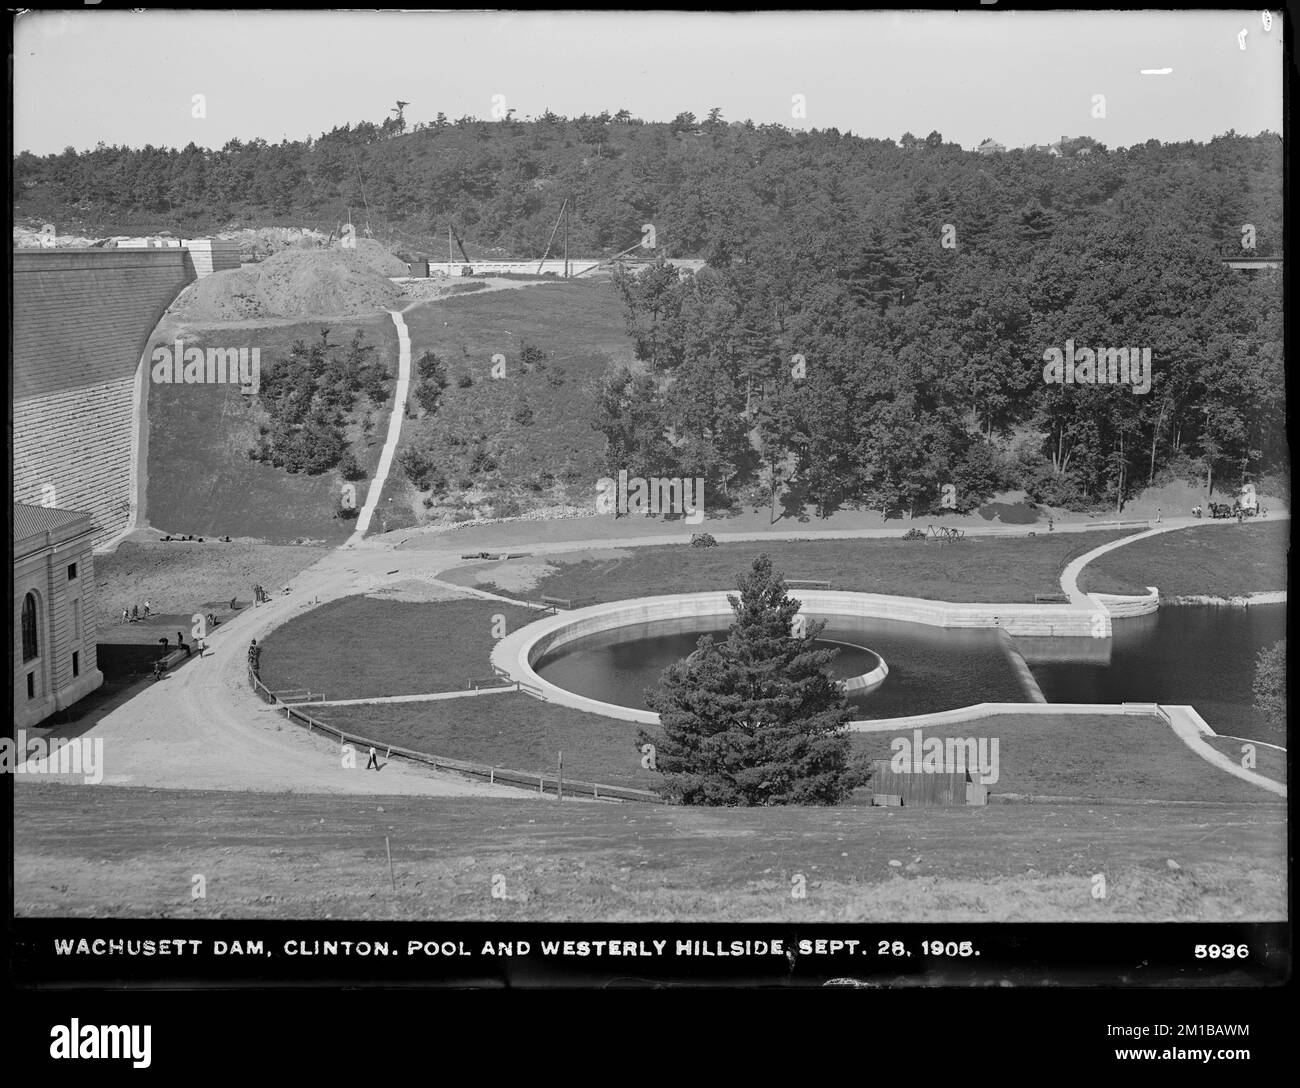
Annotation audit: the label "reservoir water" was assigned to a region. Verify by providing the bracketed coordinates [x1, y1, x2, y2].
[533, 604, 1286, 744]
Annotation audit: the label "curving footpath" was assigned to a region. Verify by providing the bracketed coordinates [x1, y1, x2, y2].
[346, 309, 411, 546]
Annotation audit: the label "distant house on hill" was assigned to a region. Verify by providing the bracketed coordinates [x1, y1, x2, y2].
[976, 138, 1006, 156]
[13, 503, 103, 728]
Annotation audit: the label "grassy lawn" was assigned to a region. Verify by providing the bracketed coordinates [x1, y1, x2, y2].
[456, 531, 1143, 605]
[375, 279, 633, 530]
[1081, 522, 1289, 598]
[311, 694, 658, 791]
[257, 596, 540, 700]
[15, 784, 1286, 921]
[847, 716, 1281, 802]
[400, 276, 633, 369]
[146, 317, 396, 543]
[95, 538, 327, 627]
[1202, 736, 1287, 785]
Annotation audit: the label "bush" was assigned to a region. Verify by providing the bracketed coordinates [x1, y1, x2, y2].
[690, 532, 718, 548]
[397, 447, 436, 490]
[338, 450, 367, 481]
[902, 528, 926, 540]
[1253, 639, 1286, 729]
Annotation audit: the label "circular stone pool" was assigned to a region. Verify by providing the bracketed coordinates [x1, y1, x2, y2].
[533, 612, 1029, 718]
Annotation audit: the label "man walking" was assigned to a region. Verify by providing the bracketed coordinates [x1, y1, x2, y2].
[366, 746, 380, 771]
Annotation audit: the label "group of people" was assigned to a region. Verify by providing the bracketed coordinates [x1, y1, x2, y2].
[122, 601, 152, 623]
[132, 584, 285, 682]
[152, 629, 195, 679]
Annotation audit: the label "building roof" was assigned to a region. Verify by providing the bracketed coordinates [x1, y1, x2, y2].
[13, 503, 94, 546]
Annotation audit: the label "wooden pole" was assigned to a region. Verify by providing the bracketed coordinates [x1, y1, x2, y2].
[558, 751, 563, 803]
[385, 836, 396, 893]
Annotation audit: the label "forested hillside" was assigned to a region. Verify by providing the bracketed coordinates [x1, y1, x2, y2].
[15, 112, 1284, 516]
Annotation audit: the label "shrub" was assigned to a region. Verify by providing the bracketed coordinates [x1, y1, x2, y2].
[1253, 639, 1286, 729]
[690, 532, 718, 548]
[338, 450, 367, 481]
[397, 447, 436, 490]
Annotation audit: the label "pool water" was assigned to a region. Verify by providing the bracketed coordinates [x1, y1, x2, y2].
[533, 604, 1286, 743]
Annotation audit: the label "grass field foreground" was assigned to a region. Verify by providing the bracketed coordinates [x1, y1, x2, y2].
[14, 784, 1285, 921]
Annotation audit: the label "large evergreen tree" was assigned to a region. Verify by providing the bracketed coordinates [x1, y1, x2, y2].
[639, 555, 862, 805]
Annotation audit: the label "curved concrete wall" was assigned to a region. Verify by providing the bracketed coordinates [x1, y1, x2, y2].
[13, 249, 196, 548]
[1090, 587, 1160, 620]
[491, 589, 1107, 723]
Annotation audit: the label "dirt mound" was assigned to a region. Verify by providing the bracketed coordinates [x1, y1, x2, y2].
[171, 243, 403, 321]
[173, 267, 268, 321]
[256, 244, 404, 316]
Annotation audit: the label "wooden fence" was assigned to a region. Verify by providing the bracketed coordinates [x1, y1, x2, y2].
[249, 666, 663, 804]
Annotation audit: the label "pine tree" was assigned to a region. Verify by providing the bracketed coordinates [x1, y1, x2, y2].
[639, 555, 862, 805]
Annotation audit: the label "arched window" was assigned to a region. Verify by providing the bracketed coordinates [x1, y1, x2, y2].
[22, 592, 39, 662]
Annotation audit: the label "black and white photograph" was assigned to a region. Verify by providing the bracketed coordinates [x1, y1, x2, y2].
[7, 4, 1290, 1028]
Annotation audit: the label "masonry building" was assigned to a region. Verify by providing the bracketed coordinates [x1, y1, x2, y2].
[13, 503, 103, 728]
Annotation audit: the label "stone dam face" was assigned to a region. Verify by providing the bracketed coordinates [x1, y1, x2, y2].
[13, 249, 196, 548]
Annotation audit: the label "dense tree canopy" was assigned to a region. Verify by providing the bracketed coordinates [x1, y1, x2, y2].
[17, 114, 1284, 514]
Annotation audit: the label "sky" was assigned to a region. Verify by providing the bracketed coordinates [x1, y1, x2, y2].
[12, 9, 1285, 156]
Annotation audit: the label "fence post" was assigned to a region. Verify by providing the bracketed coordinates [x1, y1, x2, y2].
[558, 751, 563, 803]
[490, 768, 494, 785]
